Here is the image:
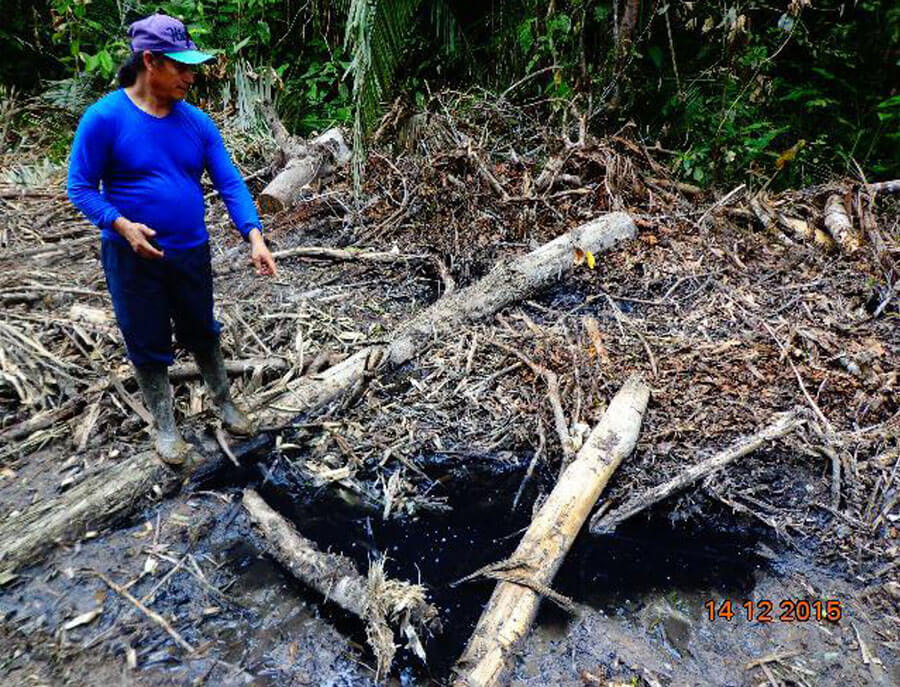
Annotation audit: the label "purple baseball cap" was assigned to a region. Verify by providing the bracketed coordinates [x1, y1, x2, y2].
[128, 13, 214, 65]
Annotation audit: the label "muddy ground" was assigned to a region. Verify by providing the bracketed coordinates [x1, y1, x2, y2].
[1, 94, 899, 686]
[2, 450, 897, 687]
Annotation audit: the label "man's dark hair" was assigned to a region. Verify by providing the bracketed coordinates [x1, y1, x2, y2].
[117, 52, 144, 88]
[117, 51, 165, 88]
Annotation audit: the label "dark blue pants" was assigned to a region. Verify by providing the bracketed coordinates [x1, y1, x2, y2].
[101, 239, 222, 367]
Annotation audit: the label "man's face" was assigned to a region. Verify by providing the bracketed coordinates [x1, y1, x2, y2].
[144, 53, 195, 101]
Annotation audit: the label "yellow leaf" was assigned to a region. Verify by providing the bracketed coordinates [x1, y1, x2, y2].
[585, 251, 596, 269]
[775, 139, 806, 170]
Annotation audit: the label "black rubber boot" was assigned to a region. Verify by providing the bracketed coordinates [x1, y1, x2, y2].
[133, 364, 192, 466]
[194, 342, 258, 436]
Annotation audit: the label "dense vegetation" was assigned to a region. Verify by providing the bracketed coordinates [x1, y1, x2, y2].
[1, 0, 897, 187]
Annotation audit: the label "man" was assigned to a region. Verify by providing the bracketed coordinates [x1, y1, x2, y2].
[68, 13, 277, 465]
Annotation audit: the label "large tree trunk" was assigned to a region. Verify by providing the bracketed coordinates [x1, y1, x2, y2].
[0, 213, 635, 571]
[242, 489, 438, 678]
[452, 375, 650, 687]
[618, 0, 641, 55]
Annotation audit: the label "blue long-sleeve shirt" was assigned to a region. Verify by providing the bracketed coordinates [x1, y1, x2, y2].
[67, 89, 262, 251]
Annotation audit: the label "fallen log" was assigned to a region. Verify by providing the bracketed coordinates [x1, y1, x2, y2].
[0, 358, 283, 451]
[168, 356, 290, 382]
[866, 179, 900, 195]
[259, 102, 351, 214]
[384, 212, 635, 366]
[262, 212, 635, 425]
[452, 375, 650, 687]
[0, 213, 635, 571]
[242, 489, 438, 678]
[0, 435, 270, 573]
[0, 450, 181, 571]
[0, 397, 86, 443]
[589, 409, 803, 535]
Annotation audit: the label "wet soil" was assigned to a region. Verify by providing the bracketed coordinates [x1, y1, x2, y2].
[3, 451, 896, 687]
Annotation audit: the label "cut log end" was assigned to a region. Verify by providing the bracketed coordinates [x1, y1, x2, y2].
[257, 128, 351, 215]
[257, 193, 285, 215]
[823, 194, 860, 253]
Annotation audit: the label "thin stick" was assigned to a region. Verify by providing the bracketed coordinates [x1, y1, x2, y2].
[91, 570, 196, 654]
[215, 427, 241, 467]
[604, 294, 658, 378]
[759, 319, 834, 435]
[513, 420, 545, 511]
[487, 339, 574, 460]
[590, 410, 803, 534]
[697, 184, 746, 226]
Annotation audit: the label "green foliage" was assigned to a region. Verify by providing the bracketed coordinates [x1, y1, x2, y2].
[49, 0, 126, 82]
[0, 0, 896, 187]
[156, 0, 281, 57]
[631, 0, 899, 187]
[278, 42, 353, 134]
[342, 0, 465, 188]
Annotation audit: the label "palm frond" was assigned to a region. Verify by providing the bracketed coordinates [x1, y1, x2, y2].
[429, 0, 465, 58]
[343, 0, 421, 190]
[342, 0, 467, 190]
[344, 0, 421, 127]
[40, 76, 96, 114]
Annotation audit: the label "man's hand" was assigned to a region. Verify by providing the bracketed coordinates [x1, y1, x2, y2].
[248, 228, 277, 276]
[113, 217, 164, 259]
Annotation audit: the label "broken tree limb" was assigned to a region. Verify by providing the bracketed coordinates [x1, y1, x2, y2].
[168, 356, 291, 382]
[384, 213, 636, 366]
[259, 128, 350, 213]
[241, 489, 438, 678]
[589, 409, 804, 535]
[0, 397, 86, 443]
[823, 194, 860, 253]
[213, 245, 427, 276]
[0, 358, 286, 447]
[262, 212, 636, 426]
[452, 375, 650, 687]
[865, 180, 900, 195]
[258, 102, 351, 214]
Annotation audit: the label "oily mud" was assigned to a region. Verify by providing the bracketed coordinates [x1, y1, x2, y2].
[0, 444, 895, 686]
[248, 452, 769, 678]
